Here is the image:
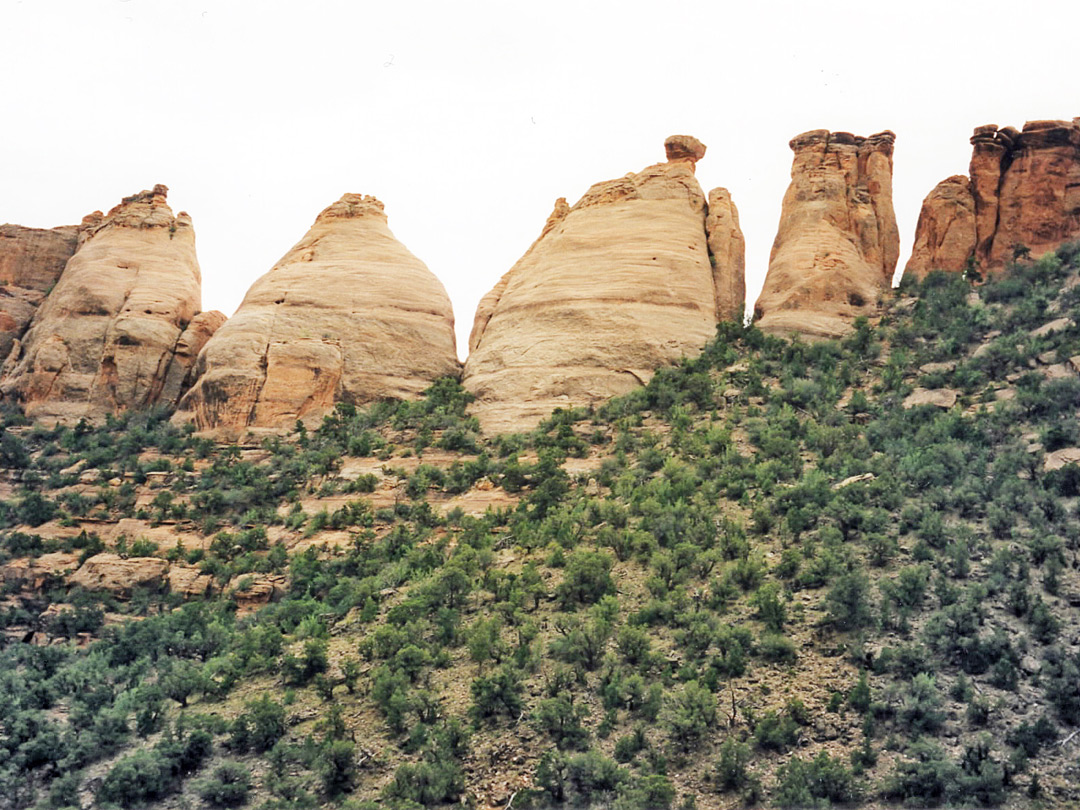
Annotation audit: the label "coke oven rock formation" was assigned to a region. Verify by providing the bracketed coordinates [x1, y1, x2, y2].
[906, 119, 1080, 280]
[175, 194, 460, 431]
[462, 136, 746, 433]
[753, 130, 900, 339]
[1, 186, 212, 422]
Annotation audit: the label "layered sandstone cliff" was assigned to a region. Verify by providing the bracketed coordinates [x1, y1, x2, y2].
[0, 223, 81, 361]
[753, 130, 899, 339]
[905, 119, 1080, 280]
[1, 186, 207, 421]
[175, 194, 459, 431]
[463, 136, 746, 433]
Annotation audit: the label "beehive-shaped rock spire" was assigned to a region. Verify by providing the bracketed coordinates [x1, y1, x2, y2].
[463, 137, 745, 433]
[1, 185, 209, 421]
[175, 194, 460, 431]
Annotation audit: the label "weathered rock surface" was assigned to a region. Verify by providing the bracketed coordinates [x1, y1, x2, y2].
[1, 186, 206, 421]
[0, 224, 81, 361]
[904, 176, 977, 280]
[159, 310, 227, 407]
[176, 194, 459, 431]
[463, 137, 745, 433]
[706, 188, 747, 322]
[68, 553, 169, 594]
[1, 552, 80, 591]
[902, 388, 959, 410]
[1045, 447, 1080, 471]
[167, 563, 214, 598]
[754, 130, 899, 339]
[904, 119, 1080, 279]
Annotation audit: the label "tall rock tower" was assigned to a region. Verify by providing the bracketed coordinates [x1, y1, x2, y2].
[176, 194, 460, 431]
[463, 136, 745, 433]
[753, 130, 899, 339]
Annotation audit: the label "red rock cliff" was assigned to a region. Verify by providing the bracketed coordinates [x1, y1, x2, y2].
[905, 118, 1080, 280]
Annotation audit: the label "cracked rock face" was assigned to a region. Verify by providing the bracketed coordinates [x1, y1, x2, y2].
[1, 186, 205, 422]
[905, 118, 1080, 280]
[753, 130, 899, 339]
[175, 194, 460, 431]
[463, 137, 745, 433]
[0, 223, 82, 362]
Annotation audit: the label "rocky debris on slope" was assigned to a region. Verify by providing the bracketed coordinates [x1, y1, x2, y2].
[463, 137, 745, 433]
[905, 118, 1080, 280]
[67, 553, 169, 595]
[0, 186, 207, 422]
[227, 574, 287, 614]
[175, 194, 459, 431]
[1045, 447, 1080, 471]
[167, 563, 214, 598]
[0, 224, 82, 361]
[753, 130, 899, 339]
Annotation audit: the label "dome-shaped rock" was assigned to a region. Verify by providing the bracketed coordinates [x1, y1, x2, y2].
[463, 138, 745, 433]
[1, 185, 205, 421]
[176, 194, 460, 430]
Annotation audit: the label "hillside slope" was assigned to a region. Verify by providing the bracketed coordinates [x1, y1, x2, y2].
[1, 245, 1079, 809]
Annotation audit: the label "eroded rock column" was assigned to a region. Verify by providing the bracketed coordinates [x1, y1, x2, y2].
[753, 130, 899, 339]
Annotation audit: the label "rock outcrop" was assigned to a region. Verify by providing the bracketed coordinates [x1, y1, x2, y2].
[462, 137, 746, 433]
[905, 119, 1080, 280]
[159, 310, 227, 407]
[904, 176, 977, 276]
[175, 194, 459, 431]
[0, 224, 81, 362]
[1, 186, 206, 421]
[68, 553, 169, 595]
[753, 130, 899, 339]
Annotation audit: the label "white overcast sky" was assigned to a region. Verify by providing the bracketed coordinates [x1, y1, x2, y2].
[2, 0, 1078, 359]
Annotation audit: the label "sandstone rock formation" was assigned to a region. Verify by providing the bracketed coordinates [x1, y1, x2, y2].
[905, 119, 1080, 280]
[68, 553, 169, 595]
[904, 176, 977, 276]
[1, 186, 207, 421]
[0, 223, 81, 361]
[463, 137, 746, 433]
[753, 130, 899, 339]
[159, 310, 227, 407]
[176, 194, 459, 431]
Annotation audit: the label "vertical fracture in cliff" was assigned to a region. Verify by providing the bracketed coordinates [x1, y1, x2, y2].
[753, 130, 899, 339]
[0, 223, 82, 362]
[905, 118, 1080, 280]
[175, 194, 460, 431]
[462, 136, 746, 433]
[1, 186, 217, 421]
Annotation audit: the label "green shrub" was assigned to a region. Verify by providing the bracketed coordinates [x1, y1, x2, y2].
[198, 761, 252, 807]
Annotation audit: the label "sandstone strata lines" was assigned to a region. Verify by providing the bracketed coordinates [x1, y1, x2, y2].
[1, 186, 207, 421]
[463, 136, 746, 433]
[176, 194, 460, 431]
